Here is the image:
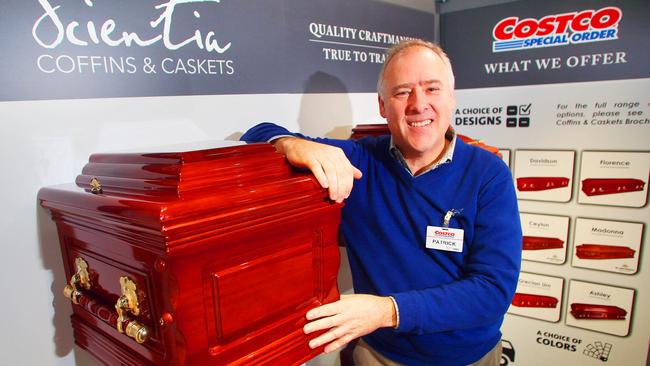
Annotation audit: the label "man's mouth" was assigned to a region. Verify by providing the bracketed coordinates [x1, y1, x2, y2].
[408, 119, 432, 127]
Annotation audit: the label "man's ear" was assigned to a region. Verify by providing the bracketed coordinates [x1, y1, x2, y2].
[378, 94, 386, 118]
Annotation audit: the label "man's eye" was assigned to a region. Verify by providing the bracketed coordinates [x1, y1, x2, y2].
[427, 87, 441, 92]
[395, 90, 410, 96]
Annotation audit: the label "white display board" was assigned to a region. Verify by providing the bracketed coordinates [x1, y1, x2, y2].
[444, 1, 649, 362]
[454, 78, 650, 366]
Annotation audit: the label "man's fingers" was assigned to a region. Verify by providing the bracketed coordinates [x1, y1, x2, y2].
[306, 301, 340, 321]
[306, 159, 329, 190]
[308, 326, 348, 349]
[320, 156, 341, 202]
[323, 333, 355, 353]
[303, 313, 343, 334]
[279, 138, 360, 202]
[337, 160, 353, 201]
[352, 166, 363, 180]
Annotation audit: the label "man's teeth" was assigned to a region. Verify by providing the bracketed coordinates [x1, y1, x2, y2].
[409, 119, 432, 127]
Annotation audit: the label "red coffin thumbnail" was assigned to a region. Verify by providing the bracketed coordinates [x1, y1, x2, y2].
[38, 142, 342, 366]
[581, 178, 646, 196]
[570, 303, 627, 320]
[517, 177, 569, 191]
[522, 236, 564, 250]
[512, 293, 558, 308]
[575, 244, 636, 259]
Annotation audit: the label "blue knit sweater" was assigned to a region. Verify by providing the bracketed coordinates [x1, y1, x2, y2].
[241, 123, 522, 366]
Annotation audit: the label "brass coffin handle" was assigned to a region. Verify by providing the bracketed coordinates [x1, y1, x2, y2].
[63, 257, 92, 304]
[63, 259, 150, 344]
[89, 177, 102, 194]
[115, 277, 150, 344]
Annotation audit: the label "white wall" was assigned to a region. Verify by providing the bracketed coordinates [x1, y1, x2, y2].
[0, 92, 383, 365]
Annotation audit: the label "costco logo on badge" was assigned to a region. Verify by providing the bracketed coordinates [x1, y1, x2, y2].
[492, 7, 621, 52]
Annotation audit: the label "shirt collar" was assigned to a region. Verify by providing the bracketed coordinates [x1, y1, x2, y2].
[389, 127, 457, 177]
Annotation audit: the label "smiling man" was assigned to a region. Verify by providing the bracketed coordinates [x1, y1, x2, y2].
[241, 39, 522, 366]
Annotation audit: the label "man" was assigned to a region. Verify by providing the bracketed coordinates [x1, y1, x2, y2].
[241, 39, 521, 366]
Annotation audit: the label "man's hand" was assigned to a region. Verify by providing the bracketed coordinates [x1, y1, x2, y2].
[274, 137, 362, 203]
[303, 294, 397, 353]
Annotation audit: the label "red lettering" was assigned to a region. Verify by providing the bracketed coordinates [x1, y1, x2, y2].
[493, 17, 518, 40]
[591, 7, 622, 29]
[492, 7, 622, 40]
[536, 16, 556, 36]
[514, 18, 538, 38]
[571, 10, 593, 32]
[553, 13, 575, 34]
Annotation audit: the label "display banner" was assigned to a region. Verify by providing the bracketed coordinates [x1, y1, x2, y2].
[441, 1, 649, 366]
[440, 0, 650, 89]
[0, 0, 434, 101]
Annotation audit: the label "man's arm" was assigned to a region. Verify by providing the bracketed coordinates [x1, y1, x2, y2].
[303, 294, 397, 353]
[273, 137, 362, 203]
[301, 163, 521, 351]
[243, 123, 394, 352]
[241, 123, 362, 203]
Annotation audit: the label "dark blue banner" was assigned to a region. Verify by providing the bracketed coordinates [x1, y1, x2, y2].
[0, 0, 434, 101]
[440, 0, 650, 89]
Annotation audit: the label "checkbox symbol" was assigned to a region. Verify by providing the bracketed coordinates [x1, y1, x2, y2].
[519, 103, 532, 115]
[507, 105, 518, 115]
[518, 117, 530, 127]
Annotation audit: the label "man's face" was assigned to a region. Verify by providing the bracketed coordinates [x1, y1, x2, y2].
[378, 46, 456, 163]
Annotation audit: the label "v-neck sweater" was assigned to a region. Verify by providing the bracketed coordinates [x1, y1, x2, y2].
[241, 123, 522, 366]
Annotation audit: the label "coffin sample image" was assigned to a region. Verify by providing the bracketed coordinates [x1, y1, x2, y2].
[575, 244, 636, 259]
[511, 293, 558, 308]
[570, 303, 627, 320]
[517, 177, 570, 191]
[522, 235, 564, 250]
[581, 178, 646, 196]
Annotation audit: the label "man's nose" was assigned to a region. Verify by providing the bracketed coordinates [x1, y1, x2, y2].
[407, 88, 429, 114]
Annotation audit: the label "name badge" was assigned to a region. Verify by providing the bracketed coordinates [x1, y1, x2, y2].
[426, 226, 464, 252]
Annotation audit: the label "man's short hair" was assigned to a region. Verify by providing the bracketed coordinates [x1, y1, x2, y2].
[377, 39, 455, 98]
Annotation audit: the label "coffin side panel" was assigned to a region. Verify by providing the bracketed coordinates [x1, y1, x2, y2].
[211, 242, 314, 341]
[171, 205, 341, 366]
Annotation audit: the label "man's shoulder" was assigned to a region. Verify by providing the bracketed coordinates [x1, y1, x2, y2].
[352, 134, 391, 154]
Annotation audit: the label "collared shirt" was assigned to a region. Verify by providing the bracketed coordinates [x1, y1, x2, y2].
[389, 127, 457, 177]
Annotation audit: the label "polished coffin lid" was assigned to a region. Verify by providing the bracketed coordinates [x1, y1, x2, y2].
[39, 141, 342, 366]
[46, 141, 330, 250]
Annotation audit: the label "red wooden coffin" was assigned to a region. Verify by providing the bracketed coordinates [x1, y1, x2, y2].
[522, 235, 564, 250]
[570, 303, 627, 320]
[349, 124, 391, 139]
[38, 141, 342, 366]
[575, 244, 636, 259]
[511, 293, 558, 308]
[581, 178, 646, 196]
[516, 177, 570, 191]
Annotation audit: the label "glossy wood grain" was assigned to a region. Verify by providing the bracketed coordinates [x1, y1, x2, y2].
[39, 142, 342, 366]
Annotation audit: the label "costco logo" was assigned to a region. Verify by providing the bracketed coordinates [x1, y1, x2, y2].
[492, 7, 621, 52]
